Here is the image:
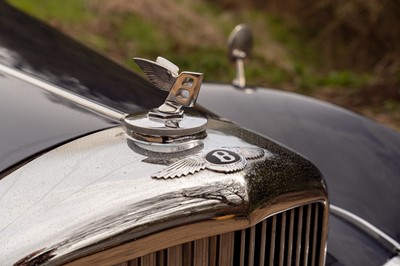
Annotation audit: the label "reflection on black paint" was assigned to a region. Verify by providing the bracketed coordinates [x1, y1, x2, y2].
[0, 1, 165, 114]
[0, 74, 114, 173]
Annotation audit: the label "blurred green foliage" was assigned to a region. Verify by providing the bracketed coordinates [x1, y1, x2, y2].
[8, 0, 93, 23]
[9, 0, 369, 89]
[7, 0, 399, 129]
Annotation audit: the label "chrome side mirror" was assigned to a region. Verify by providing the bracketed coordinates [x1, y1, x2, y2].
[227, 24, 253, 88]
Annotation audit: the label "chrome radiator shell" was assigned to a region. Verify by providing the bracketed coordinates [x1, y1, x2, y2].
[0, 119, 328, 265]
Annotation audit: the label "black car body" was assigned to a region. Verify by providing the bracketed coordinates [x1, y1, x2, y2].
[0, 2, 399, 265]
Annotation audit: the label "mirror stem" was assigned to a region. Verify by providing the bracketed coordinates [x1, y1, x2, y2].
[233, 57, 246, 88]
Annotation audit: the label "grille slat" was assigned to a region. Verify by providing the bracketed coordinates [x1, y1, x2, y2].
[259, 220, 267, 266]
[219, 232, 234, 266]
[156, 250, 165, 266]
[209, 236, 217, 266]
[239, 229, 246, 266]
[194, 238, 208, 266]
[311, 204, 319, 266]
[268, 215, 277, 266]
[248, 226, 256, 266]
[117, 202, 325, 266]
[142, 253, 156, 266]
[287, 209, 295, 266]
[182, 242, 192, 265]
[303, 205, 312, 266]
[295, 206, 304, 266]
[278, 212, 286, 266]
[168, 245, 182, 266]
[130, 258, 139, 266]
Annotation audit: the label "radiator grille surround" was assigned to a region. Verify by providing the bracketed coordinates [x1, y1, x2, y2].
[116, 202, 326, 266]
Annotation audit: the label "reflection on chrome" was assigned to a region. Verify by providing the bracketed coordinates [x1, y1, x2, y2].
[0, 119, 328, 265]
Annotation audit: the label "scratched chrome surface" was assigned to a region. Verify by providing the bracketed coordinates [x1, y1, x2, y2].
[0, 119, 326, 265]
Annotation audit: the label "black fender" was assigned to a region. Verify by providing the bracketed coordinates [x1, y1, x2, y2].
[199, 84, 400, 265]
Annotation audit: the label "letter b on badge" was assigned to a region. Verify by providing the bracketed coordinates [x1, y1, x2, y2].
[205, 149, 241, 165]
[212, 151, 236, 163]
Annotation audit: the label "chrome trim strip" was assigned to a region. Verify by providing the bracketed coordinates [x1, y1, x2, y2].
[383, 256, 400, 266]
[0, 63, 126, 121]
[330, 205, 400, 254]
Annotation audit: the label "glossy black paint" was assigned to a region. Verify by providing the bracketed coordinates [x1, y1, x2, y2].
[1, 1, 399, 265]
[327, 214, 392, 266]
[0, 1, 164, 174]
[0, 72, 116, 174]
[0, 1, 165, 114]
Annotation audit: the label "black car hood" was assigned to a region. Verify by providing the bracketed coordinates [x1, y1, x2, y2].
[0, 2, 164, 174]
[0, 1, 165, 114]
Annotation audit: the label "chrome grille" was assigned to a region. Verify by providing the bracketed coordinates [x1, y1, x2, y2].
[114, 202, 325, 266]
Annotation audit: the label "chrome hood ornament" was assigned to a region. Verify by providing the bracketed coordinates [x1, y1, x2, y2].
[134, 56, 203, 118]
[123, 56, 207, 152]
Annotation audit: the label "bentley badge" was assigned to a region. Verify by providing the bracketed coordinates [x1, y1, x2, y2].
[153, 147, 266, 179]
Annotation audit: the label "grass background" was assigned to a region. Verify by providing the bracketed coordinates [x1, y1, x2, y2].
[8, 0, 400, 129]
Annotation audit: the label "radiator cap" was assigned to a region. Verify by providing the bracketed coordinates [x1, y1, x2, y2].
[123, 56, 207, 152]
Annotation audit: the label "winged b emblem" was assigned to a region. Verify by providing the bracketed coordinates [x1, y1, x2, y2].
[134, 57, 204, 117]
[153, 147, 267, 179]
